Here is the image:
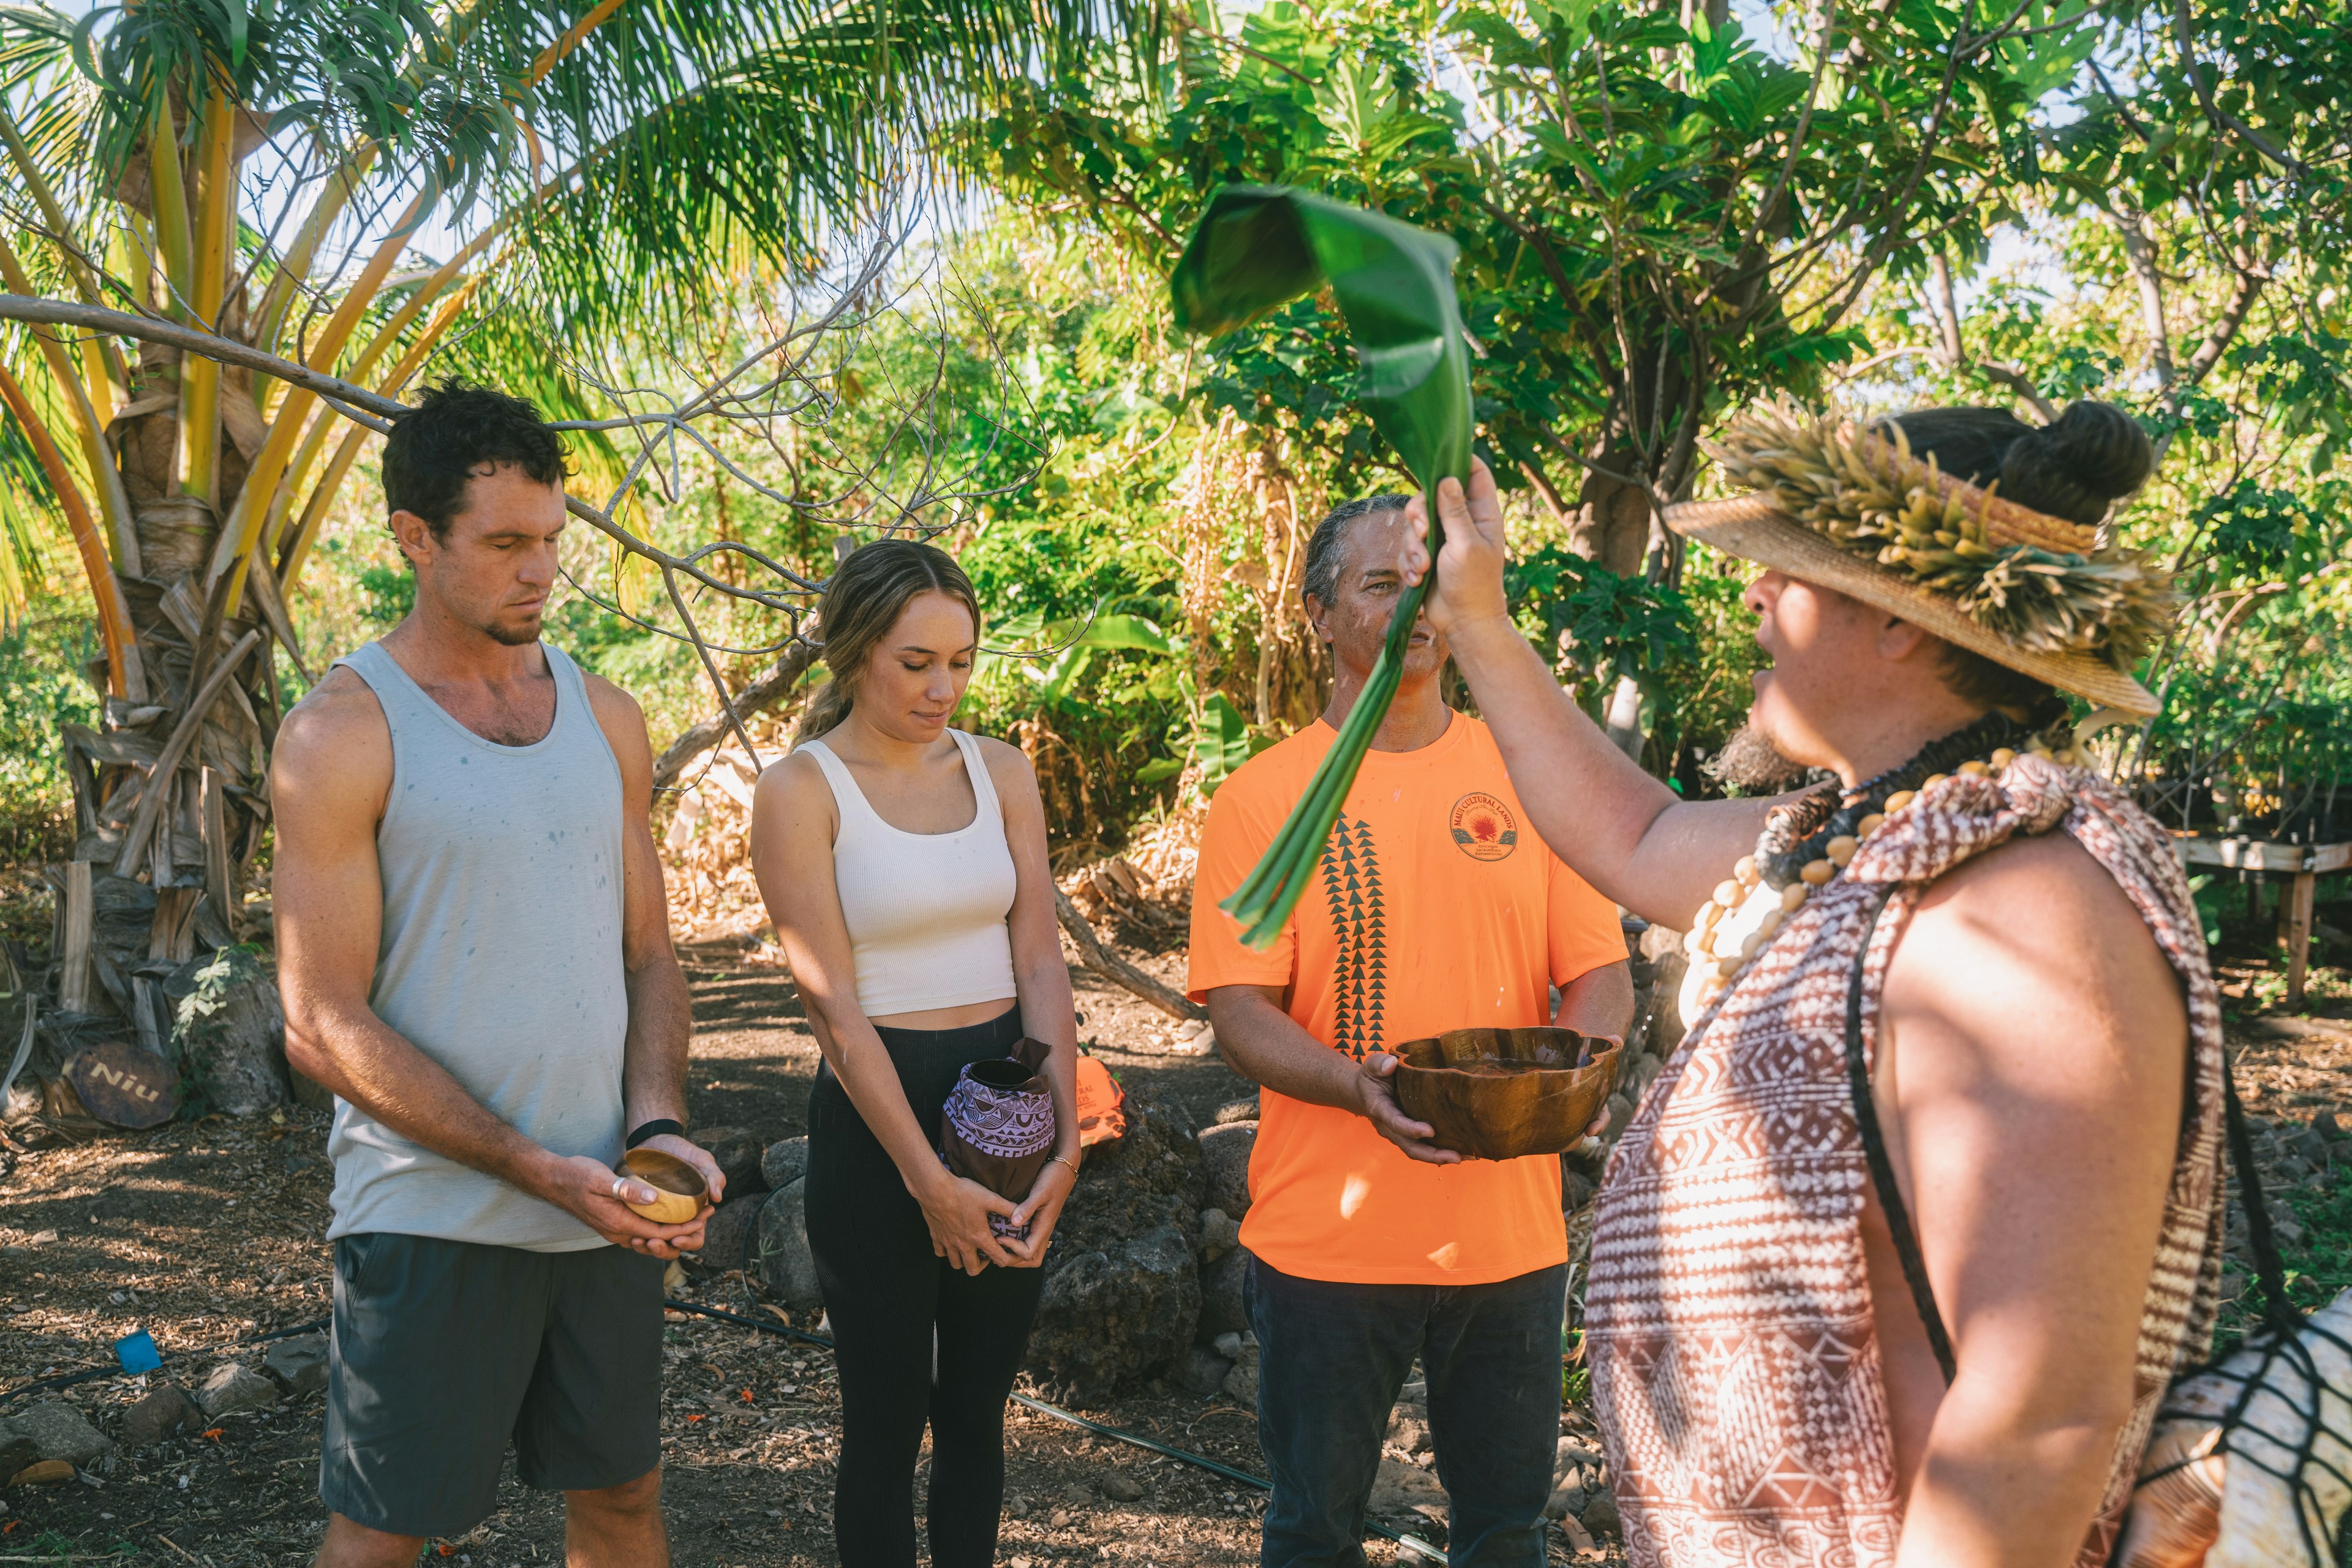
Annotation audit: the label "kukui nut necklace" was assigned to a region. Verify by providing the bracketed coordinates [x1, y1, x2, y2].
[1683, 702, 2079, 1008]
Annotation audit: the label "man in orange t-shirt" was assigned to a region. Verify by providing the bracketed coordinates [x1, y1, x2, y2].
[1189, 496, 1632, 1568]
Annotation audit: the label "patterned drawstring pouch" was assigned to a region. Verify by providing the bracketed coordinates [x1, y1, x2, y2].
[939, 1035, 1055, 1242]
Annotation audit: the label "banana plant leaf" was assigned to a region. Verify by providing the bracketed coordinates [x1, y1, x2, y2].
[1169, 184, 1474, 948]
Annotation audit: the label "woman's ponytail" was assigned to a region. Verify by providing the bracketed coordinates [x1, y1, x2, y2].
[793, 677, 853, 748]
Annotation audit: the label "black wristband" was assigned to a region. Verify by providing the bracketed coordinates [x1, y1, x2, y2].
[625, 1118, 685, 1150]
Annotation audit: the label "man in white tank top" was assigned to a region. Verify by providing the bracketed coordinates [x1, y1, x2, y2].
[273, 383, 718, 1568]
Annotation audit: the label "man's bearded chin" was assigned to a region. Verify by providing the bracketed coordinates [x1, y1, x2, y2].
[480, 609, 544, 647]
[1704, 721, 1811, 792]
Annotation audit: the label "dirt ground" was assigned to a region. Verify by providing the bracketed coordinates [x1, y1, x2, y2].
[0, 947, 1612, 1567]
[6, 924, 2347, 1567]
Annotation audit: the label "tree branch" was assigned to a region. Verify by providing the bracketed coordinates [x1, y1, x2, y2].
[2179, 253, 2266, 386]
[1926, 252, 1967, 365]
[652, 638, 822, 791]
[1054, 887, 1205, 1022]
[0, 294, 407, 421]
[2169, 0, 2304, 173]
[2103, 205, 2177, 389]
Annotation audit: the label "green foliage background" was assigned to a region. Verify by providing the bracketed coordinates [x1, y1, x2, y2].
[5, 0, 2351, 887]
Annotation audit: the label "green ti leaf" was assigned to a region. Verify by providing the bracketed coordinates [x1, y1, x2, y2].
[1169, 185, 1472, 947]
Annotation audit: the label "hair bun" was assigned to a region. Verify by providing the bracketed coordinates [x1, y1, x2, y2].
[1998, 401, 2153, 527]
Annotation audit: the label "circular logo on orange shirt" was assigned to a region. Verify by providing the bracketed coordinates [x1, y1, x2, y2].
[1449, 792, 1518, 861]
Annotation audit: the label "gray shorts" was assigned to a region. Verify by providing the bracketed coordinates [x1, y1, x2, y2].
[322, 1232, 665, 1538]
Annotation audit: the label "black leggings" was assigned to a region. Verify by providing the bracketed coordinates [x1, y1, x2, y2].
[804, 1005, 1046, 1568]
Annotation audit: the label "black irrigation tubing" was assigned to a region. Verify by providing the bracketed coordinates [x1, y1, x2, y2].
[661, 1299, 1450, 1564]
[0, 1318, 330, 1409]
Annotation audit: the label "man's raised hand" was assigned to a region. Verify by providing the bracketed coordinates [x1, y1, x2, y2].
[1400, 458, 1512, 634]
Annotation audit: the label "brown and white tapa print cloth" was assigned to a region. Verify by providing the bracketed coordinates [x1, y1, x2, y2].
[1585, 754, 2226, 1568]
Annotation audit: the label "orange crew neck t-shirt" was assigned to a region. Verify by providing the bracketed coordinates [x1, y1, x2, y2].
[1186, 712, 1627, 1286]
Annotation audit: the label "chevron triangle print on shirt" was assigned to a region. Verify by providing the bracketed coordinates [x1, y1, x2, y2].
[1321, 813, 1386, 1060]
[1186, 713, 1629, 1284]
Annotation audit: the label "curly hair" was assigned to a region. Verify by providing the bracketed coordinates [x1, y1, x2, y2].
[382, 380, 570, 537]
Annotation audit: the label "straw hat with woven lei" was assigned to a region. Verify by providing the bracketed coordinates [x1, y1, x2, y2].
[1659, 400, 2177, 1012]
[1665, 398, 2173, 717]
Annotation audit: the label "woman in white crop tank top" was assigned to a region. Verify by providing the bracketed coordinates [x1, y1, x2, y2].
[748, 540, 1078, 1568]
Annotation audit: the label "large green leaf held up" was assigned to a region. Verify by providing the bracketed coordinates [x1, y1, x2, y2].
[1169, 185, 1472, 949]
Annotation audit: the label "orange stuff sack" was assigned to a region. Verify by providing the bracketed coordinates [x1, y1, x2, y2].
[1074, 1055, 1127, 1147]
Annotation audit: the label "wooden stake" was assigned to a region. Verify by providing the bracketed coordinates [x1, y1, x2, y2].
[2285, 871, 2316, 1010]
[57, 860, 92, 1013]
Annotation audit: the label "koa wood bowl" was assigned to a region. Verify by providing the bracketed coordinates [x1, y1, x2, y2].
[619, 1147, 709, 1225]
[1391, 1028, 1624, 1161]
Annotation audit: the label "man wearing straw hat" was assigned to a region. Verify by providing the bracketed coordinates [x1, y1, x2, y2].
[1396, 400, 2228, 1567]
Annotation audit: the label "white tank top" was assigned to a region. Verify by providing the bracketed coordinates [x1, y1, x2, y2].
[801, 728, 1019, 1017]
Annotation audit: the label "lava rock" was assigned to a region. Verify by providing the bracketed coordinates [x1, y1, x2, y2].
[689, 1191, 769, 1276]
[121, 1385, 198, 1447]
[0, 1419, 39, 1479]
[1198, 1246, 1248, 1340]
[1048, 1084, 1206, 1257]
[288, 1064, 336, 1113]
[753, 1178, 823, 1313]
[1387, 1408, 1430, 1454]
[692, 1125, 766, 1196]
[162, 948, 288, 1115]
[1366, 1457, 1443, 1516]
[263, 1335, 330, 1397]
[1211, 1096, 1261, 1126]
[1174, 1346, 1233, 1398]
[1024, 1084, 1207, 1392]
[194, 1362, 279, 1419]
[14, 1400, 113, 1466]
[2315, 1110, 2345, 1142]
[1623, 1051, 1664, 1102]
[1221, 1330, 1260, 1403]
[1198, 1206, 1242, 1260]
[1099, 1471, 1145, 1502]
[1197, 1121, 1255, 1219]
[760, 1136, 809, 1193]
[1557, 1436, 1603, 1475]
[1030, 1225, 1199, 1395]
[1544, 1479, 1585, 1521]
[1581, 1490, 1621, 1535]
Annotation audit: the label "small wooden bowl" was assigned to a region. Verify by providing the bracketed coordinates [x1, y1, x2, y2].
[1391, 1027, 1623, 1161]
[619, 1147, 709, 1224]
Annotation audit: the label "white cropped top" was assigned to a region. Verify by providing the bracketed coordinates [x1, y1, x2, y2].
[801, 728, 1019, 1017]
